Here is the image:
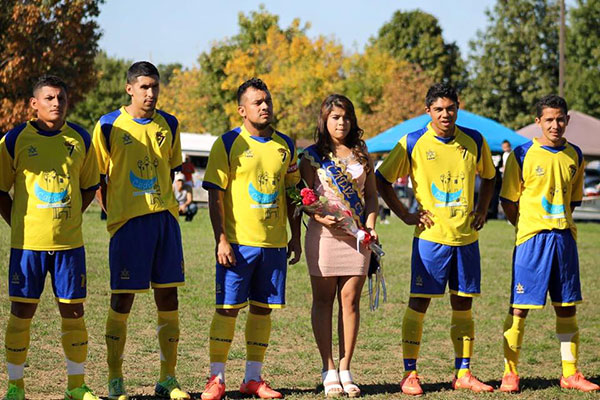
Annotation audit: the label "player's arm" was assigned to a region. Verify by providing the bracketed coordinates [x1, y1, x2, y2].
[184, 188, 193, 208]
[501, 200, 519, 226]
[471, 176, 495, 230]
[286, 194, 301, 265]
[208, 188, 235, 267]
[376, 176, 433, 228]
[80, 189, 96, 212]
[0, 191, 11, 226]
[570, 151, 585, 213]
[499, 151, 521, 227]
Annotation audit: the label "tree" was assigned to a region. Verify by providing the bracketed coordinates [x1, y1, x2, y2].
[0, 0, 103, 131]
[566, 0, 600, 118]
[464, 0, 560, 129]
[69, 52, 130, 132]
[159, 68, 209, 133]
[370, 10, 467, 90]
[158, 62, 183, 86]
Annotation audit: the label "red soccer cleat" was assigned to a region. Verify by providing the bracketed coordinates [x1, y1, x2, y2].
[239, 379, 282, 399]
[500, 372, 520, 393]
[201, 375, 225, 400]
[400, 372, 423, 396]
[452, 372, 494, 393]
[560, 372, 600, 392]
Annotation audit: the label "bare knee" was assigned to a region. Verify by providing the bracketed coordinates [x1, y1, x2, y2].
[58, 302, 84, 318]
[509, 307, 529, 318]
[249, 304, 272, 315]
[154, 287, 178, 311]
[216, 308, 240, 318]
[10, 302, 37, 319]
[408, 297, 431, 313]
[554, 305, 576, 318]
[111, 293, 135, 314]
[450, 294, 472, 311]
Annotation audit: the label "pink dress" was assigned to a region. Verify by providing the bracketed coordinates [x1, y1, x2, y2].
[305, 162, 371, 277]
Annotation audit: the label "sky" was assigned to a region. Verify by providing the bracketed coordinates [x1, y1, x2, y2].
[97, 0, 500, 68]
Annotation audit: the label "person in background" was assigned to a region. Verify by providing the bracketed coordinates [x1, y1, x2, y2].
[173, 172, 197, 221]
[181, 156, 195, 188]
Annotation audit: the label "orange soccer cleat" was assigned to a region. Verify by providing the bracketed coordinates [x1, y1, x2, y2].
[560, 372, 600, 392]
[201, 375, 225, 400]
[500, 372, 520, 393]
[239, 379, 282, 399]
[452, 372, 494, 393]
[400, 372, 423, 396]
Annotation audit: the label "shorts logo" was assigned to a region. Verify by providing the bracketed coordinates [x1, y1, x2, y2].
[535, 166, 545, 177]
[516, 283, 525, 294]
[120, 268, 130, 280]
[426, 150, 436, 160]
[11, 272, 20, 285]
[216, 283, 222, 294]
[415, 275, 424, 287]
[122, 133, 133, 145]
[28, 145, 38, 157]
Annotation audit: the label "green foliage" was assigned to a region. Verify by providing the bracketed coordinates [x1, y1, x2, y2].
[370, 9, 467, 90]
[464, 0, 559, 129]
[566, 0, 600, 118]
[158, 62, 183, 85]
[69, 52, 130, 132]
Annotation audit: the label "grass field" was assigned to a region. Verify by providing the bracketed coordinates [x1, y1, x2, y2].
[0, 206, 598, 399]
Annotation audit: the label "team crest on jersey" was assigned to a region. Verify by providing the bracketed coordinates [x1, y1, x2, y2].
[569, 165, 577, 178]
[155, 131, 166, 146]
[243, 149, 254, 158]
[28, 145, 38, 157]
[278, 148, 288, 162]
[122, 133, 133, 145]
[120, 268, 130, 280]
[535, 165, 545, 177]
[64, 140, 76, 156]
[11, 272, 20, 285]
[426, 150, 436, 160]
[516, 283, 525, 294]
[415, 275, 423, 287]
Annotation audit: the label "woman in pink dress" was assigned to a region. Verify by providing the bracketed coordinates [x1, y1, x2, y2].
[300, 94, 379, 397]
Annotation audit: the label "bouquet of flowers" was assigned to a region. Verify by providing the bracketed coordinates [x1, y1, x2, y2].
[289, 187, 387, 310]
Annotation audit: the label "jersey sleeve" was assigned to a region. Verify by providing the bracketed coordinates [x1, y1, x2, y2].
[80, 141, 100, 191]
[170, 123, 183, 170]
[376, 136, 410, 184]
[92, 121, 110, 176]
[477, 138, 496, 179]
[202, 137, 229, 191]
[284, 146, 300, 188]
[0, 137, 15, 192]
[499, 152, 522, 203]
[571, 154, 585, 206]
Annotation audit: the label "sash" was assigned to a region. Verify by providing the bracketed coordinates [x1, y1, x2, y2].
[303, 145, 366, 225]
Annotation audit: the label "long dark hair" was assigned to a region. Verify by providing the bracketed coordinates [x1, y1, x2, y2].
[314, 94, 370, 173]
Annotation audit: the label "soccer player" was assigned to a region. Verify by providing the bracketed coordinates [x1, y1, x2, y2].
[92, 62, 189, 400]
[499, 95, 599, 393]
[377, 83, 496, 395]
[0, 76, 100, 400]
[200, 78, 301, 400]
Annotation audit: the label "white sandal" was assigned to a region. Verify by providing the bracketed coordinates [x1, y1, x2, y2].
[321, 369, 343, 398]
[339, 370, 361, 398]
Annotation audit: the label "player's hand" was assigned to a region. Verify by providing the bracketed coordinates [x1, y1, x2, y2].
[470, 209, 487, 231]
[402, 210, 434, 229]
[287, 236, 302, 265]
[366, 227, 379, 242]
[314, 214, 342, 229]
[178, 205, 186, 213]
[216, 239, 236, 267]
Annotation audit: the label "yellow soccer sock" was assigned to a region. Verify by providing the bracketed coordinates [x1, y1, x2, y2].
[245, 312, 271, 363]
[5, 314, 32, 389]
[451, 309, 474, 378]
[157, 310, 180, 381]
[209, 312, 236, 364]
[106, 308, 129, 381]
[61, 317, 88, 390]
[402, 307, 425, 376]
[556, 315, 578, 378]
[503, 313, 525, 375]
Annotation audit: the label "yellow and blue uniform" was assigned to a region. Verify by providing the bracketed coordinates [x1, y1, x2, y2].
[92, 107, 184, 292]
[0, 121, 99, 303]
[500, 138, 584, 308]
[377, 122, 495, 297]
[202, 125, 300, 308]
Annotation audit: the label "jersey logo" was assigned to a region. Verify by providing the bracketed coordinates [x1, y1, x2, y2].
[248, 182, 279, 204]
[129, 170, 158, 193]
[28, 145, 38, 157]
[243, 149, 254, 158]
[34, 170, 72, 219]
[130, 157, 162, 205]
[278, 148, 288, 162]
[569, 164, 577, 178]
[535, 165, 545, 177]
[431, 183, 463, 204]
[541, 196, 565, 217]
[34, 182, 68, 204]
[156, 131, 166, 146]
[426, 150, 436, 160]
[122, 133, 133, 145]
[64, 140, 75, 156]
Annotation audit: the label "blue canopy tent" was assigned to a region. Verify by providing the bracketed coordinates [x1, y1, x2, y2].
[365, 110, 529, 153]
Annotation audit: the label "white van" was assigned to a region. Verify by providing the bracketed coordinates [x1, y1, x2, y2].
[180, 132, 218, 203]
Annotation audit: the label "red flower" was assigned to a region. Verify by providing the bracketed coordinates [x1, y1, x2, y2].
[300, 188, 318, 205]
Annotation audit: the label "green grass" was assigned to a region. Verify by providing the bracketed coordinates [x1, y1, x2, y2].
[0, 206, 598, 399]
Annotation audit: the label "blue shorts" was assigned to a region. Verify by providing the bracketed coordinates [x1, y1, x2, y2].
[410, 238, 481, 298]
[511, 229, 581, 309]
[8, 247, 86, 304]
[109, 211, 184, 293]
[216, 244, 287, 309]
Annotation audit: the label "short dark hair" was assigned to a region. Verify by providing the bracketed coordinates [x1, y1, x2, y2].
[33, 75, 67, 96]
[502, 140, 510, 145]
[425, 83, 459, 108]
[536, 95, 568, 118]
[127, 61, 160, 84]
[237, 77, 270, 105]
